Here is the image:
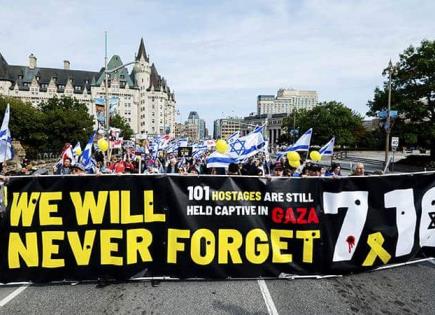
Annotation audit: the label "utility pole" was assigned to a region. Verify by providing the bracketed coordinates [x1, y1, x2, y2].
[105, 31, 109, 132]
[384, 60, 393, 166]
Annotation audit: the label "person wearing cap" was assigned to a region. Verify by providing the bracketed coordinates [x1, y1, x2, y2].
[273, 163, 283, 176]
[71, 163, 86, 175]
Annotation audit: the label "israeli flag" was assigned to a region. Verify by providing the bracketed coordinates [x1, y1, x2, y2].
[0, 104, 13, 163]
[81, 132, 96, 170]
[227, 131, 240, 145]
[319, 137, 335, 156]
[192, 144, 207, 159]
[228, 125, 265, 161]
[177, 138, 188, 147]
[206, 151, 236, 168]
[166, 141, 178, 154]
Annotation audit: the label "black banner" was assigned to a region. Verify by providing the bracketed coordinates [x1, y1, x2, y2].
[0, 173, 434, 282]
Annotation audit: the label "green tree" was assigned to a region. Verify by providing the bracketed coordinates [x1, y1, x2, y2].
[367, 40, 435, 158]
[110, 114, 134, 140]
[38, 97, 94, 152]
[0, 96, 47, 157]
[282, 101, 366, 147]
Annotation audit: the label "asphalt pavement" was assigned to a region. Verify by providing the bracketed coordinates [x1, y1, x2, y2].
[0, 260, 433, 315]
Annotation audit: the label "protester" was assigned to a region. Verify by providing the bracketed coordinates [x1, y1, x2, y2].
[71, 163, 86, 175]
[326, 162, 342, 177]
[55, 157, 72, 175]
[352, 163, 365, 176]
[273, 163, 284, 177]
[228, 163, 241, 175]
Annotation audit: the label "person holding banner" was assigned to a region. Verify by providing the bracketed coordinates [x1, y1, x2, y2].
[352, 163, 365, 176]
[55, 157, 72, 175]
[326, 163, 342, 177]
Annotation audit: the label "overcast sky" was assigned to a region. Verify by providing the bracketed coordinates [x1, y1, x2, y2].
[1, 0, 434, 130]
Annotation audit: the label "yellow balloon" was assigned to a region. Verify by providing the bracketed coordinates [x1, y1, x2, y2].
[287, 151, 300, 161]
[98, 138, 109, 152]
[289, 160, 301, 168]
[310, 150, 322, 161]
[215, 139, 228, 154]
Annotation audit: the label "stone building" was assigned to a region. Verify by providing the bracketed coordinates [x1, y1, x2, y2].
[0, 38, 176, 137]
[257, 88, 317, 115]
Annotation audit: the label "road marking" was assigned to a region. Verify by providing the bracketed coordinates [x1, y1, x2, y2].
[0, 285, 28, 307]
[258, 280, 279, 315]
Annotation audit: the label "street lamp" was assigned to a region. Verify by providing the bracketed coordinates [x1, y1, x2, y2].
[104, 61, 139, 132]
[384, 60, 398, 166]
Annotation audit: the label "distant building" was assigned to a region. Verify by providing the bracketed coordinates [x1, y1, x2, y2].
[243, 113, 287, 145]
[174, 111, 206, 141]
[187, 111, 206, 140]
[257, 88, 318, 115]
[363, 118, 380, 131]
[213, 117, 244, 139]
[0, 38, 176, 136]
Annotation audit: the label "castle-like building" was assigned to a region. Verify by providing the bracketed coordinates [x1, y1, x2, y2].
[0, 39, 176, 136]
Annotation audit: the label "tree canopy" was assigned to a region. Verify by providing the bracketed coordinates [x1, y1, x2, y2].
[38, 97, 95, 152]
[0, 96, 94, 158]
[110, 114, 134, 140]
[367, 39, 435, 158]
[0, 96, 46, 157]
[282, 101, 365, 147]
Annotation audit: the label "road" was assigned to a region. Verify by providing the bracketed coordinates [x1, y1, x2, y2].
[0, 260, 433, 314]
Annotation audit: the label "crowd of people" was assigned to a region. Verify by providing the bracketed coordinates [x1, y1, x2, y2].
[0, 141, 368, 178]
[51, 144, 366, 177]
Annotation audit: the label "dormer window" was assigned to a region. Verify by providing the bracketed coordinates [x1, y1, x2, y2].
[18, 75, 23, 80]
[36, 76, 40, 81]
[75, 86, 81, 91]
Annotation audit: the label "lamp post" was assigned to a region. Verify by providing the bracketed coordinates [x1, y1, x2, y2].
[104, 61, 139, 132]
[384, 60, 397, 166]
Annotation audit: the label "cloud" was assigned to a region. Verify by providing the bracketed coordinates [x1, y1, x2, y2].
[1, 0, 434, 130]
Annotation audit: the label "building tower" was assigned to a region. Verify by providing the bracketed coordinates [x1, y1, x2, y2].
[133, 38, 151, 134]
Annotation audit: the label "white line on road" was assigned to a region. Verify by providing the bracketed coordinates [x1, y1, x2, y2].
[258, 279, 279, 315]
[0, 285, 28, 307]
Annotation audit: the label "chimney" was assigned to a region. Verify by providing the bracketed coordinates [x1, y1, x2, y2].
[29, 54, 37, 69]
[64, 60, 70, 70]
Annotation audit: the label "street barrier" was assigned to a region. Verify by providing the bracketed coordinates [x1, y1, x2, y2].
[0, 173, 434, 282]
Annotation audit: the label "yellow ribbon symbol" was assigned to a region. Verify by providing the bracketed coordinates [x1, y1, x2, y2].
[362, 232, 391, 266]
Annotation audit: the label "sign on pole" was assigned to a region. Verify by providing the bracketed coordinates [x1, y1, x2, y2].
[391, 137, 399, 151]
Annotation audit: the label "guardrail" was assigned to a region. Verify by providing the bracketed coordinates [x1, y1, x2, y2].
[333, 151, 348, 159]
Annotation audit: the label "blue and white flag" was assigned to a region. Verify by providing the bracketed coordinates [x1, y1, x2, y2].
[319, 137, 335, 156]
[206, 151, 236, 168]
[0, 104, 13, 163]
[228, 125, 265, 161]
[227, 131, 240, 145]
[277, 128, 313, 158]
[73, 142, 82, 158]
[287, 128, 312, 152]
[177, 138, 188, 147]
[81, 132, 96, 170]
[192, 144, 208, 159]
